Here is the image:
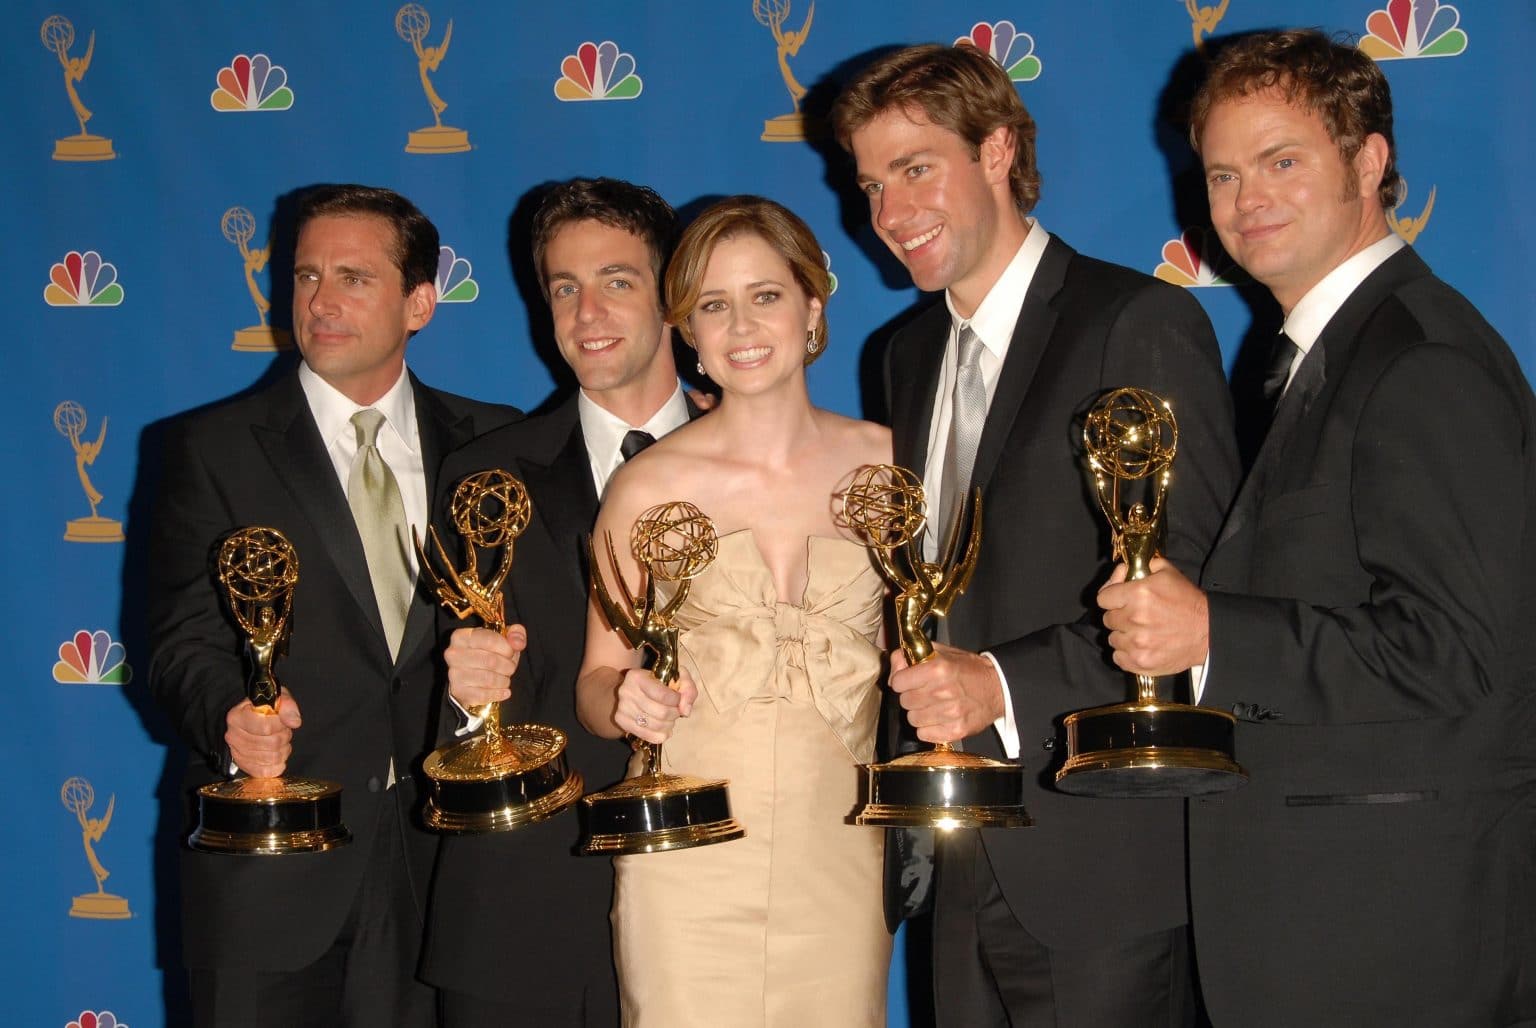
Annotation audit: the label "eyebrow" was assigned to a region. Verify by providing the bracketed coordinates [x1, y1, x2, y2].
[547, 262, 646, 283]
[1206, 140, 1302, 174]
[293, 261, 377, 277]
[699, 277, 788, 295]
[856, 149, 936, 183]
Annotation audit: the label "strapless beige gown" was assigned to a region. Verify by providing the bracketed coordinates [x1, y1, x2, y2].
[612, 531, 891, 1027]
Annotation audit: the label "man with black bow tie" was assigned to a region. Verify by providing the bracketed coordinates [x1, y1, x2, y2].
[420, 177, 696, 1027]
[1099, 30, 1536, 1027]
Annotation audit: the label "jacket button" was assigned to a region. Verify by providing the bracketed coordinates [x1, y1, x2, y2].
[1042, 738, 1055, 751]
[367, 776, 382, 793]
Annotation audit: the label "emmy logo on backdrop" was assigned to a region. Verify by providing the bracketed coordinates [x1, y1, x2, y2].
[579, 501, 746, 855]
[414, 470, 583, 831]
[1389, 180, 1436, 244]
[1182, 0, 1230, 49]
[840, 465, 1030, 829]
[54, 401, 122, 543]
[41, 15, 114, 161]
[61, 777, 130, 919]
[396, 4, 470, 154]
[1055, 388, 1247, 796]
[753, 0, 819, 142]
[222, 207, 292, 352]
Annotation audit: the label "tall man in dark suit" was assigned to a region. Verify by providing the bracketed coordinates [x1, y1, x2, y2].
[148, 184, 519, 1027]
[1099, 30, 1536, 1027]
[419, 178, 690, 1027]
[832, 44, 1239, 1027]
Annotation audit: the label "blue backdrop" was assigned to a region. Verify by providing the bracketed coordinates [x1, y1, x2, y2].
[4, 2, 1530, 1024]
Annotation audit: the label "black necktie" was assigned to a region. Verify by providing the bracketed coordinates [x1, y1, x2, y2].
[620, 429, 655, 462]
[1262, 331, 1302, 406]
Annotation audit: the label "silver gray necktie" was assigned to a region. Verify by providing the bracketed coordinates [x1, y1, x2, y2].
[347, 408, 413, 659]
[937, 323, 986, 551]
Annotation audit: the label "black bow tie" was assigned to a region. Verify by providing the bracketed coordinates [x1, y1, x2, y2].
[620, 429, 656, 462]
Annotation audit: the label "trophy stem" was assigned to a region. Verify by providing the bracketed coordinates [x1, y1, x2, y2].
[1135, 674, 1158, 704]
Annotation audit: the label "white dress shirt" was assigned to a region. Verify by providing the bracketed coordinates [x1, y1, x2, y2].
[578, 383, 691, 495]
[924, 221, 1050, 758]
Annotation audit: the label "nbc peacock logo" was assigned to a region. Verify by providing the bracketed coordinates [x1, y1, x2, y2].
[210, 54, 294, 111]
[822, 249, 838, 297]
[53, 629, 132, 685]
[554, 40, 643, 101]
[955, 20, 1041, 83]
[436, 245, 478, 303]
[68, 1013, 129, 1028]
[44, 250, 123, 307]
[1360, 0, 1467, 60]
[1153, 228, 1247, 288]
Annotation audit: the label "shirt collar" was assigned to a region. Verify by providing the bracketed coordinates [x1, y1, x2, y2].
[945, 218, 1050, 357]
[1283, 233, 1405, 355]
[577, 382, 689, 465]
[298, 361, 419, 454]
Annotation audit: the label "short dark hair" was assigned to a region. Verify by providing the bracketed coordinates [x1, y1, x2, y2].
[530, 178, 677, 296]
[1190, 29, 1401, 209]
[832, 43, 1041, 215]
[295, 184, 440, 294]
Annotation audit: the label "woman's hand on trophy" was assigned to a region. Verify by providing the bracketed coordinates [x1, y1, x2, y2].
[225, 687, 301, 778]
[444, 624, 527, 708]
[614, 667, 697, 745]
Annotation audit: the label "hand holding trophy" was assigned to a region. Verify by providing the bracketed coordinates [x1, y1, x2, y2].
[415, 469, 583, 831]
[579, 501, 745, 855]
[1056, 388, 1247, 796]
[189, 527, 352, 854]
[840, 465, 1031, 829]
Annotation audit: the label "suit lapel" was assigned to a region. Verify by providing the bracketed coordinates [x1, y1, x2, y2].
[890, 306, 947, 473]
[968, 235, 1069, 494]
[520, 401, 599, 607]
[398, 375, 481, 665]
[251, 374, 384, 644]
[1212, 246, 1430, 552]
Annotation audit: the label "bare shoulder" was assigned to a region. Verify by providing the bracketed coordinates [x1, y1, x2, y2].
[817, 410, 892, 466]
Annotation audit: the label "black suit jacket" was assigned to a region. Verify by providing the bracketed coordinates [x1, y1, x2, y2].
[1192, 247, 1536, 1026]
[886, 235, 1239, 947]
[418, 395, 633, 1021]
[147, 368, 519, 973]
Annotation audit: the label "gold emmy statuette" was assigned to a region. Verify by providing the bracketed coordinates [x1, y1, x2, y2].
[222, 207, 292, 352]
[753, 0, 820, 142]
[189, 527, 352, 854]
[579, 501, 746, 855]
[396, 3, 471, 154]
[841, 465, 1031, 829]
[41, 15, 114, 161]
[53, 401, 123, 543]
[1055, 388, 1248, 797]
[61, 777, 131, 918]
[415, 470, 583, 832]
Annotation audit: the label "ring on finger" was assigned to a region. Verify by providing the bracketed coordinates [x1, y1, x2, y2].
[636, 713, 648, 728]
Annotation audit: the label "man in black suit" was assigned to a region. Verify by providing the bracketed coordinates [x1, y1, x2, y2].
[148, 184, 518, 1027]
[1099, 30, 1536, 1027]
[832, 44, 1238, 1027]
[418, 178, 690, 1027]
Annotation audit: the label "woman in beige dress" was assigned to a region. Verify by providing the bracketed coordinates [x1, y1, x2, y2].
[576, 196, 892, 1026]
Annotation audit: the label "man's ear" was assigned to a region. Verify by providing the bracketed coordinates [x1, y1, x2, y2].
[1353, 132, 1391, 202]
[979, 124, 1016, 188]
[406, 280, 438, 332]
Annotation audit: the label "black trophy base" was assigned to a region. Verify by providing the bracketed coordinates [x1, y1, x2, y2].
[422, 726, 583, 833]
[189, 776, 352, 855]
[579, 772, 745, 855]
[1056, 702, 1248, 797]
[854, 748, 1032, 829]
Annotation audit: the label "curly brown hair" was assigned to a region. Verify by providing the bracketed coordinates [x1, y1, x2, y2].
[1190, 29, 1401, 209]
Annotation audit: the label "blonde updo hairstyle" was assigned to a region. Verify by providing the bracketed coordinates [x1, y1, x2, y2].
[665, 195, 831, 366]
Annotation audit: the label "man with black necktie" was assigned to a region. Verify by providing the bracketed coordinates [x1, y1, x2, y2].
[420, 177, 694, 1027]
[1099, 30, 1536, 1026]
[147, 184, 519, 1026]
[832, 43, 1238, 1027]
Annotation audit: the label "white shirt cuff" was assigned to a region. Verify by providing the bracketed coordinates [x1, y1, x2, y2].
[1191, 656, 1209, 703]
[984, 651, 1021, 759]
